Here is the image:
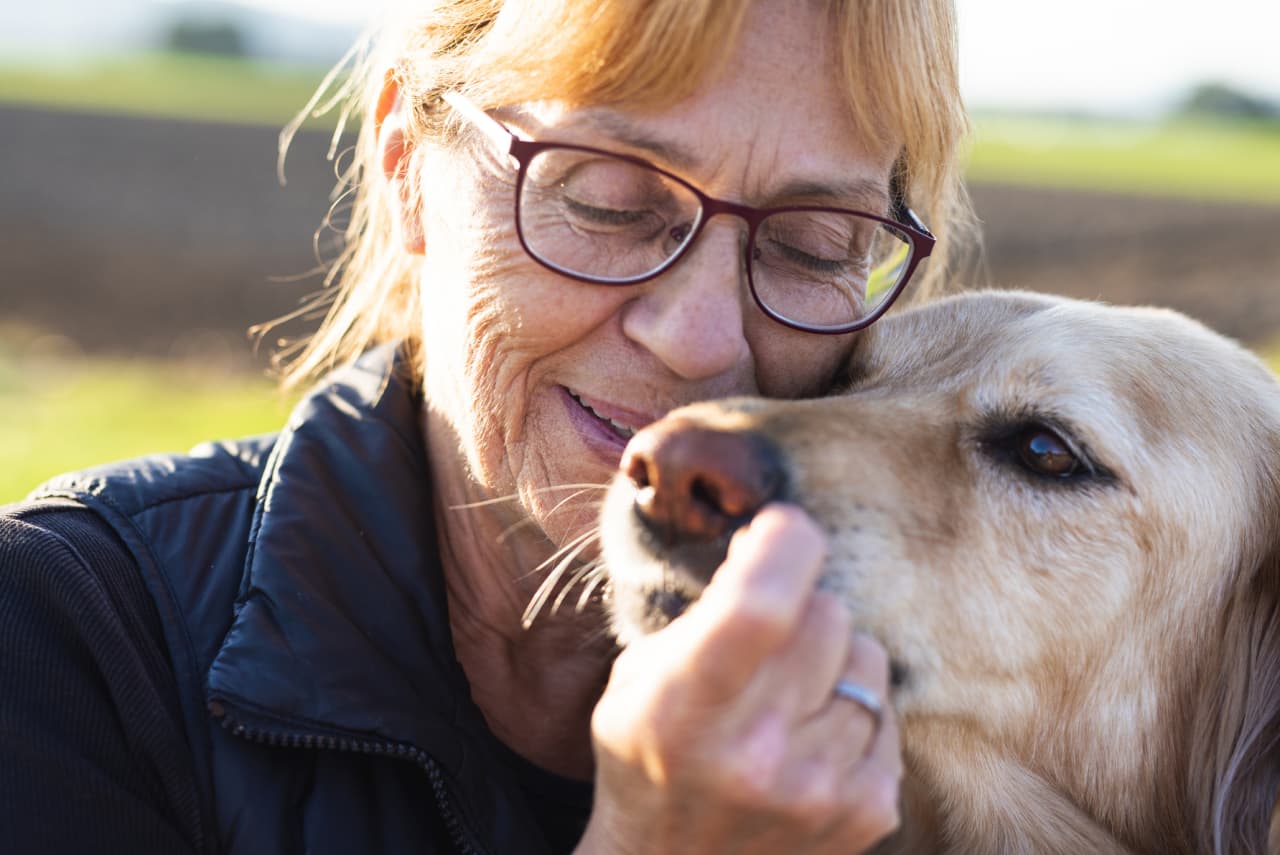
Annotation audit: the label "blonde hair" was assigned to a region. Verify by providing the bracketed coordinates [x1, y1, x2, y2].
[273, 0, 972, 389]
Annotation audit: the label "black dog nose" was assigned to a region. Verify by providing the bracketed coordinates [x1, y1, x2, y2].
[621, 419, 785, 543]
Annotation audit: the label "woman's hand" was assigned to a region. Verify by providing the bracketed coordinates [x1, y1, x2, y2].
[580, 504, 901, 855]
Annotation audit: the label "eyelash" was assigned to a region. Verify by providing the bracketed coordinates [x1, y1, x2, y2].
[976, 415, 1115, 488]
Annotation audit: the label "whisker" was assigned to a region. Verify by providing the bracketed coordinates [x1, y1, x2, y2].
[575, 562, 610, 612]
[496, 516, 538, 545]
[546, 489, 603, 519]
[552, 553, 602, 615]
[449, 494, 521, 511]
[579, 600, 620, 649]
[521, 551, 577, 629]
[531, 528, 598, 576]
[523, 531, 599, 629]
[448, 482, 607, 512]
[514, 527, 596, 597]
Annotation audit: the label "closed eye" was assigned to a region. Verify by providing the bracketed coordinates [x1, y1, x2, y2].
[762, 239, 852, 274]
[563, 197, 656, 227]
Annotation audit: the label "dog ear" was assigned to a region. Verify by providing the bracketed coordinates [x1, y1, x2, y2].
[1190, 476, 1280, 854]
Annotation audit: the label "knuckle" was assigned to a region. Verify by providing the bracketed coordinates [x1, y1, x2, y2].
[723, 590, 793, 645]
[810, 592, 851, 640]
[716, 760, 775, 808]
[592, 650, 693, 753]
[684, 599, 791, 690]
[797, 784, 844, 833]
[849, 760, 902, 831]
[849, 632, 891, 685]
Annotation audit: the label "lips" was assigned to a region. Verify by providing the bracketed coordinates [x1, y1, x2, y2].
[561, 387, 667, 458]
[569, 390, 637, 440]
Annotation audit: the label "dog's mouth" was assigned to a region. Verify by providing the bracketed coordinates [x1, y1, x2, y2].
[598, 414, 912, 691]
[599, 415, 788, 644]
[600, 474, 738, 642]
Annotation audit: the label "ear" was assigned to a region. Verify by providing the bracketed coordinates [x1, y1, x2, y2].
[1190, 494, 1280, 854]
[376, 69, 425, 255]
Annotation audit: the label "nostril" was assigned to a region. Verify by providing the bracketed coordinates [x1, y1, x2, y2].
[623, 449, 652, 490]
[619, 420, 785, 543]
[688, 472, 756, 521]
[688, 476, 723, 517]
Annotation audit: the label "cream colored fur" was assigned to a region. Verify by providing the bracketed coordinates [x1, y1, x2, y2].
[601, 291, 1280, 854]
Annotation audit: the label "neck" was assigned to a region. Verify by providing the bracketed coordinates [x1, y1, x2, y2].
[424, 408, 616, 780]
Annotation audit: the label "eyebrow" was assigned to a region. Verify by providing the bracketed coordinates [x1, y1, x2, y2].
[573, 108, 703, 170]
[772, 178, 891, 215]
[573, 109, 891, 213]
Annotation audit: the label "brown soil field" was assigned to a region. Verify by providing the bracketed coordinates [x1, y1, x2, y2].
[969, 184, 1280, 347]
[2, 105, 1277, 364]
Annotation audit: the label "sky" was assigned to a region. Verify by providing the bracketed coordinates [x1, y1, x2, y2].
[954, 2, 1280, 114]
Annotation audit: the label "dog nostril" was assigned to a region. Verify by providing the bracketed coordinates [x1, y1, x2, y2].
[620, 420, 784, 542]
[689, 476, 722, 516]
[689, 472, 755, 520]
[622, 447, 652, 490]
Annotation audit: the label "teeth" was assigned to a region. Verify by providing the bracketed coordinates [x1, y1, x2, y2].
[608, 418, 635, 439]
[571, 391, 636, 439]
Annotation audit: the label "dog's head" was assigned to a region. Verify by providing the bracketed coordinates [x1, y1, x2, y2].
[600, 291, 1280, 851]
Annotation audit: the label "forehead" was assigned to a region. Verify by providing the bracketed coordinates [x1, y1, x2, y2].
[515, 2, 898, 204]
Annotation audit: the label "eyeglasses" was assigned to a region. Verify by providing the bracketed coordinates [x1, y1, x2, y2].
[442, 91, 935, 335]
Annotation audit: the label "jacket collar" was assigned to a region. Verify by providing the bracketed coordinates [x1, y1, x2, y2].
[206, 344, 543, 852]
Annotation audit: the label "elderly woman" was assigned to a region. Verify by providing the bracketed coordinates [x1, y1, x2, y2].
[0, 0, 969, 852]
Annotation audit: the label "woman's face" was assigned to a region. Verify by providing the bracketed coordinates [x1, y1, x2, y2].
[412, 0, 901, 546]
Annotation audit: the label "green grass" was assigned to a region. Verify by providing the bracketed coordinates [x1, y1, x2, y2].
[967, 115, 1280, 204]
[0, 355, 294, 505]
[2, 343, 1275, 508]
[0, 52, 331, 127]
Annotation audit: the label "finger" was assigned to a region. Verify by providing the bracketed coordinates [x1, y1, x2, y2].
[828, 638, 902, 846]
[677, 504, 829, 698]
[755, 682, 897, 848]
[843, 632, 892, 699]
[820, 633, 893, 765]
[743, 591, 851, 719]
[781, 635, 891, 787]
[864, 699, 903, 786]
[830, 702, 902, 849]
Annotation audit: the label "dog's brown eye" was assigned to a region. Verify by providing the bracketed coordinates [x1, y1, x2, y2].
[1017, 429, 1078, 477]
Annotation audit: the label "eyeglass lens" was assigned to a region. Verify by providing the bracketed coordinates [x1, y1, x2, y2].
[516, 147, 914, 331]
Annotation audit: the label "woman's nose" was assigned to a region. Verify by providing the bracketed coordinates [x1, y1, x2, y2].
[620, 223, 752, 380]
[621, 418, 785, 544]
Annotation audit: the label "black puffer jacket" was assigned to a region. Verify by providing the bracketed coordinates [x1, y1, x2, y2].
[0, 345, 589, 855]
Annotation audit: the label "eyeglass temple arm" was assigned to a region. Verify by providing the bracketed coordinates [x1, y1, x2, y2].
[888, 173, 933, 240]
[441, 91, 519, 163]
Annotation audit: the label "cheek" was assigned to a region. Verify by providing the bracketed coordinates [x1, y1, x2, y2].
[419, 185, 635, 492]
[425, 179, 623, 362]
[746, 311, 855, 397]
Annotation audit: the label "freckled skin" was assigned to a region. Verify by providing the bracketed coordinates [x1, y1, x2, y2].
[411, 1, 898, 555]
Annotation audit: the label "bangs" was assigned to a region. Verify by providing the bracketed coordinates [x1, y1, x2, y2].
[273, 0, 972, 390]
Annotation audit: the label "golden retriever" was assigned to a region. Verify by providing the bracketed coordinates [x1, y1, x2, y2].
[598, 290, 1280, 854]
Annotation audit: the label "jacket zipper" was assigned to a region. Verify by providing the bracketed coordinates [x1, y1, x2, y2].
[208, 701, 483, 855]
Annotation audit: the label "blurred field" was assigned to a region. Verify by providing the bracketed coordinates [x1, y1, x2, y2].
[5, 55, 1280, 202]
[969, 116, 1280, 204]
[0, 52, 328, 126]
[2, 336, 1275, 506]
[2, 56, 1279, 503]
[0, 345, 293, 504]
